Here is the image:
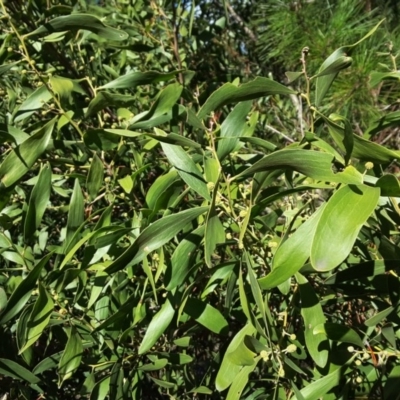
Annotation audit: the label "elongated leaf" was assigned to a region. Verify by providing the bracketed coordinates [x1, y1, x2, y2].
[58, 327, 83, 387]
[19, 283, 54, 354]
[161, 143, 210, 200]
[139, 298, 175, 354]
[226, 359, 260, 400]
[311, 184, 380, 272]
[0, 62, 19, 76]
[325, 259, 400, 285]
[90, 376, 110, 400]
[237, 148, 363, 184]
[369, 71, 400, 88]
[184, 298, 228, 334]
[0, 358, 40, 384]
[104, 206, 208, 274]
[364, 306, 394, 327]
[292, 365, 349, 400]
[216, 324, 256, 391]
[87, 153, 104, 201]
[314, 19, 384, 106]
[198, 77, 296, 119]
[329, 114, 353, 166]
[366, 110, 400, 138]
[86, 92, 136, 117]
[313, 323, 364, 347]
[258, 205, 325, 289]
[146, 169, 180, 211]
[100, 70, 181, 90]
[14, 85, 53, 122]
[26, 14, 129, 41]
[152, 127, 201, 149]
[0, 253, 52, 324]
[375, 174, 400, 197]
[296, 273, 329, 368]
[166, 225, 205, 290]
[65, 178, 84, 251]
[24, 163, 52, 241]
[319, 113, 400, 163]
[129, 83, 183, 128]
[217, 101, 252, 161]
[0, 118, 55, 188]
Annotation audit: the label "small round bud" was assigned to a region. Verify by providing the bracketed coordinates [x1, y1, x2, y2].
[355, 376, 362, 384]
[226, 232, 232, 240]
[239, 209, 247, 218]
[207, 182, 215, 191]
[365, 162, 374, 170]
[285, 344, 297, 353]
[260, 350, 269, 361]
[289, 334, 297, 341]
[7, 46, 13, 53]
[278, 366, 285, 377]
[347, 346, 355, 353]
[355, 360, 362, 366]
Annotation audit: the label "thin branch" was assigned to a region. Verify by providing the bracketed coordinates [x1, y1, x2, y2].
[225, 2, 257, 42]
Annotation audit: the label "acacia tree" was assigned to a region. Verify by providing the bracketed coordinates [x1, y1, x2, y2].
[1, 1, 400, 399]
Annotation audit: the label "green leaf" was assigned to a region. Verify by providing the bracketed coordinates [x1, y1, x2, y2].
[100, 70, 181, 90]
[129, 83, 183, 129]
[313, 323, 364, 347]
[24, 163, 52, 242]
[364, 306, 394, 327]
[0, 253, 52, 324]
[237, 148, 363, 185]
[296, 273, 329, 368]
[65, 178, 85, 251]
[184, 298, 228, 334]
[204, 174, 224, 267]
[291, 365, 349, 400]
[50, 75, 84, 104]
[319, 112, 400, 163]
[198, 77, 296, 120]
[152, 127, 201, 149]
[328, 114, 353, 166]
[0, 287, 6, 313]
[58, 327, 83, 387]
[0, 62, 20, 77]
[90, 376, 110, 400]
[0, 358, 40, 384]
[285, 71, 303, 84]
[258, 205, 325, 289]
[85, 92, 137, 117]
[0, 118, 55, 188]
[376, 174, 400, 197]
[138, 358, 168, 371]
[226, 359, 259, 400]
[138, 297, 175, 354]
[325, 259, 400, 285]
[87, 153, 104, 201]
[26, 14, 129, 41]
[19, 283, 54, 354]
[14, 85, 52, 122]
[366, 110, 400, 138]
[311, 184, 380, 272]
[161, 142, 210, 200]
[217, 101, 252, 161]
[314, 19, 384, 106]
[166, 225, 205, 290]
[216, 323, 256, 391]
[369, 71, 400, 88]
[104, 206, 208, 274]
[145, 169, 180, 211]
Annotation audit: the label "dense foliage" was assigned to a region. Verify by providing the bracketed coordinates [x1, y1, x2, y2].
[1, 1, 400, 399]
